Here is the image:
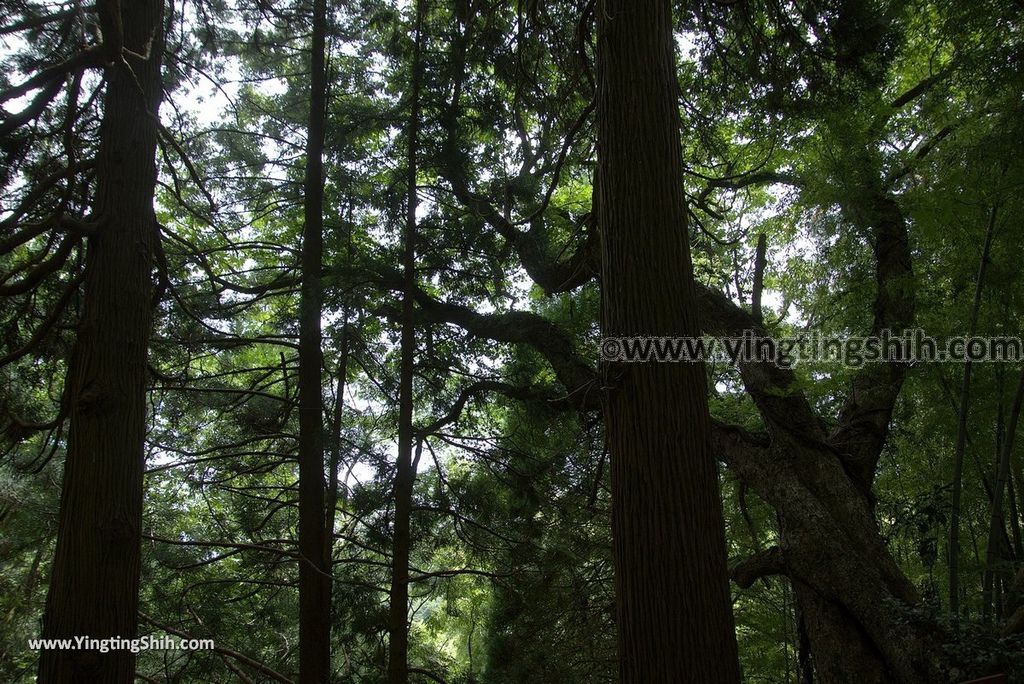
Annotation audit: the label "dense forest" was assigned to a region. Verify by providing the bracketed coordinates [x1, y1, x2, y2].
[1, 0, 1023, 681]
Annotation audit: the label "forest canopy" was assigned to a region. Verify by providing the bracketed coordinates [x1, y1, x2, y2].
[1, 0, 1023, 682]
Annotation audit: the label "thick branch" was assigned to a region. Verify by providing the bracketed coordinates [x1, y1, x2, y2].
[439, 152, 599, 295]
[417, 380, 570, 437]
[364, 261, 599, 410]
[828, 194, 915, 496]
[0, 236, 78, 296]
[697, 282, 829, 445]
[730, 546, 786, 588]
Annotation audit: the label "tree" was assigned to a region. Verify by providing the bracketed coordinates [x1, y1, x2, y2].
[596, 0, 741, 680]
[38, 0, 167, 679]
[1, 0, 1022, 682]
[297, 0, 332, 680]
[387, 0, 426, 679]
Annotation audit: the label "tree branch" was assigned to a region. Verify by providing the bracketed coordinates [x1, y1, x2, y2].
[138, 612, 294, 684]
[730, 546, 786, 588]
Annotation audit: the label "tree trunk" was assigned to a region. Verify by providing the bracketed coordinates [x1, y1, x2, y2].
[983, 368, 1024, 622]
[298, 0, 330, 680]
[950, 203, 998, 618]
[386, 1, 424, 681]
[717, 425, 943, 683]
[596, 1, 741, 681]
[704, 187, 944, 680]
[38, 0, 165, 680]
[326, 201, 355, 540]
[792, 580, 888, 682]
[326, 319, 350, 552]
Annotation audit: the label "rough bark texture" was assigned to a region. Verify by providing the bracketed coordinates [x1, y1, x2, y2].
[797, 192, 920, 682]
[596, 1, 741, 681]
[386, 1, 424, 680]
[38, 0, 165, 680]
[297, 0, 331, 680]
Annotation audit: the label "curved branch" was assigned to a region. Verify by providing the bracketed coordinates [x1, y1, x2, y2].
[0, 273, 83, 368]
[364, 261, 600, 410]
[0, 235, 78, 296]
[417, 379, 570, 437]
[0, 48, 105, 140]
[828, 194, 915, 496]
[730, 546, 786, 588]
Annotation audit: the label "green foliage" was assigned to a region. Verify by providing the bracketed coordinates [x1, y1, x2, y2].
[1, 0, 1023, 681]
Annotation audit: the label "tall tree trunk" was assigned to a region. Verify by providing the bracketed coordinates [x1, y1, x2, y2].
[1008, 475, 1023, 559]
[795, 180, 923, 681]
[324, 292, 352, 643]
[596, 1, 741, 681]
[950, 203, 998, 618]
[386, 1, 424, 681]
[298, 0, 330, 679]
[38, 0, 165, 680]
[326, 318, 350, 552]
[326, 201, 355, 538]
[983, 369, 1007, 624]
[790, 580, 891, 682]
[983, 368, 1024, 622]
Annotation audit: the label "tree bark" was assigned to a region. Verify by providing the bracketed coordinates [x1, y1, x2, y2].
[387, 1, 424, 681]
[298, 0, 331, 680]
[596, 1, 741, 681]
[38, 0, 165, 680]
